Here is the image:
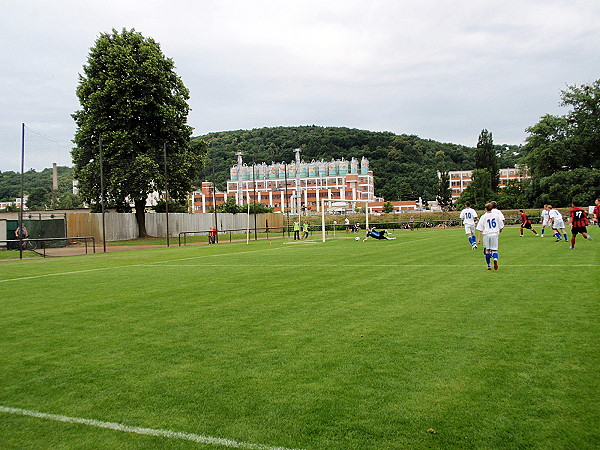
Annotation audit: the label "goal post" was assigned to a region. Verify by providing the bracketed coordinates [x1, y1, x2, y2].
[320, 199, 374, 242]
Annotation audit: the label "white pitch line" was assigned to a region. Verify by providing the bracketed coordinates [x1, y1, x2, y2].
[146, 263, 599, 268]
[0, 246, 287, 283]
[0, 406, 300, 450]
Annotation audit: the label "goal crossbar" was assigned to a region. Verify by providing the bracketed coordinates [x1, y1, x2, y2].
[320, 199, 374, 243]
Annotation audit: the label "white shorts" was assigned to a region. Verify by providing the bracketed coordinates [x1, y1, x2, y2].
[552, 219, 565, 229]
[542, 219, 550, 226]
[483, 234, 499, 251]
[464, 224, 476, 235]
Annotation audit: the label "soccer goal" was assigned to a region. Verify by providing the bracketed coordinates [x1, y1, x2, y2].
[320, 199, 374, 242]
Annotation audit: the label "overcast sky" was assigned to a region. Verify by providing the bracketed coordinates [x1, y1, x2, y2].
[1, 0, 599, 172]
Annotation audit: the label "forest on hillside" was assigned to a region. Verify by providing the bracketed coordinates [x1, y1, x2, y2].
[1, 126, 522, 207]
[192, 126, 521, 202]
[0, 166, 81, 209]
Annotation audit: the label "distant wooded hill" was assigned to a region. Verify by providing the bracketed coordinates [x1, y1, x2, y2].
[0, 166, 75, 203]
[193, 126, 521, 202]
[0, 126, 521, 204]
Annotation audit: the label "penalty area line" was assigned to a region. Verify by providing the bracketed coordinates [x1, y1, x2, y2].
[0, 405, 300, 450]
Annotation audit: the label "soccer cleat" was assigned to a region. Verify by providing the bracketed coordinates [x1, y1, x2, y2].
[487, 266, 492, 270]
[520, 235, 523, 237]
[493, 259, 498, 270]
[540, 235, 544, 238]
[472, 244, 478, 250]
[555, 238, 561, 242]
[587, 235, 593, 241]
[569, 246, 574, 250]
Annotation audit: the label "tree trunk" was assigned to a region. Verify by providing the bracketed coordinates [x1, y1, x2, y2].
[134, 199, 148, 237]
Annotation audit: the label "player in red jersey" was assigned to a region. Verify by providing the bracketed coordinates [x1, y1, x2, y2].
[519, 210, 538, 237]
[593, 198, 600, 228]
[568, 200, 593, 249]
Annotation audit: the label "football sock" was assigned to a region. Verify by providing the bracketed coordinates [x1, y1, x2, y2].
[485, 253, 491, 266]
[571, 237, 576, 248]
[563, 233, 568, 241]
[554, 232, 561, 239]
[492, 252, 499, 260]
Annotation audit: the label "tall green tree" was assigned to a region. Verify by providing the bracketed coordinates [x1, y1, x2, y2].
[560, 79, 600, 169]
[475, 129, 500, 192]
[457, 169, 496, 210]
[72, 28, 205, 237]
[523, 79, 600, 206]
[436, 166, 452, 210]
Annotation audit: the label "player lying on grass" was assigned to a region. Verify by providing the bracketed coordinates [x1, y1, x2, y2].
[364, 227, 396, 241]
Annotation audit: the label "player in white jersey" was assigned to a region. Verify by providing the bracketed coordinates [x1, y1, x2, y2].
[489, 201, 505, 229]
[459, 201, 478, 249]
[547, 205, 568, 242]
[540, 205, 550, 237]
[476, 203, 503, 270]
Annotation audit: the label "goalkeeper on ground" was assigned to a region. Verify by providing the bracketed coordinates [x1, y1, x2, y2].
[364, 227, 396, 241]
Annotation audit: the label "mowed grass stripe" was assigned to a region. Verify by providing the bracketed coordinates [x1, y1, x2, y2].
[0, 228, 598, 448]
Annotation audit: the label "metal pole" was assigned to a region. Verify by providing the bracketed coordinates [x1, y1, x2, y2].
[252, 162, 257, 240]
[212, 164, 218, 243]
[284, 164, 289, 237]
[163, 142, 170, 247]
[19, 123, 25, 259]
[99, 137, 107, 253]
[321, 199, 326, 243]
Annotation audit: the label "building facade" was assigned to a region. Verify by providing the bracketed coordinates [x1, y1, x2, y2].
[191, 149, 382, 214]
[447, 166, 530, 200]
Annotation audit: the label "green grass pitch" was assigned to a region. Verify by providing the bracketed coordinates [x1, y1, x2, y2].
[1, 227, 598, 449]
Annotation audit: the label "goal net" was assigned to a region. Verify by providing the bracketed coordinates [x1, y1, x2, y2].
[319, 199, 374, 242]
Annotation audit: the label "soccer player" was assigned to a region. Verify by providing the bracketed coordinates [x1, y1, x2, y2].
[540, 205, 550, 237]
[593, 199, 600, 228]
[547, 205, 568, 242]
[459, 201, 478, 249]
[489, 201, 505, 230]
[568, 200, 593, 249]
[519, 210, 538, 237]
[476, 203, 503, 270]
[364, 227, 396, 241]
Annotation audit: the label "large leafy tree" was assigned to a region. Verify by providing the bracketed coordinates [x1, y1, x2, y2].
[72, 28, 205, 236]
[523, 79, 600, 205]
[436, 165, 452, 210]
[457, 169, 496, 210]
[475, 129, 500, 192]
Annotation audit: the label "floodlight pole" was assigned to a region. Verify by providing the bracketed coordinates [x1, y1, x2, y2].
[99, 137, 107, 253]
[19, 123, 25, 260]
[211, 163, 218, 243]
[252, 161, 257, 240]
[163, 142, 170, 247]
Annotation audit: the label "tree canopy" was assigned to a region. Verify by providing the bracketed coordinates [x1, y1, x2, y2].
[475, 129, 500, 192]
[522, 79, 600, 206]
[72, 28, 205, 236]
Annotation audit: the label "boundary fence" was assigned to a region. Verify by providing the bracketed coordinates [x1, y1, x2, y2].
[0, 236, 96, 258]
